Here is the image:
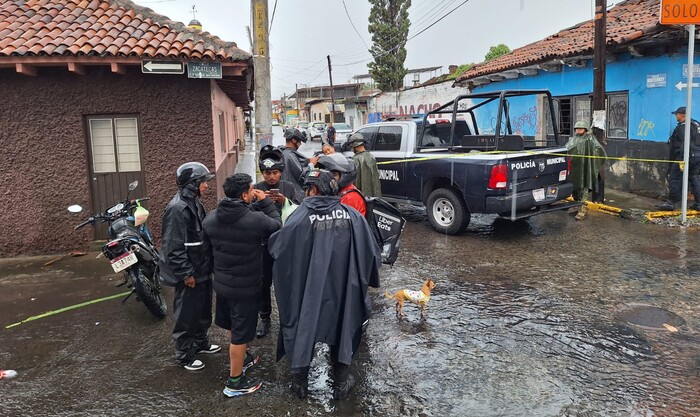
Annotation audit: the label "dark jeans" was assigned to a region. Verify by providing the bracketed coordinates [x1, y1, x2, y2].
[668, 158, 700, 202]
[260, 248, 274, 319]
[172, 279, 212, 365]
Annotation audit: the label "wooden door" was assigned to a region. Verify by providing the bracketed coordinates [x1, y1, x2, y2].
[86, 116, 146, 239]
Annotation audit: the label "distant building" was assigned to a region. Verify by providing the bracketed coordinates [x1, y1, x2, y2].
[0, 0, 253, 256]
[351, 66, 443, 89]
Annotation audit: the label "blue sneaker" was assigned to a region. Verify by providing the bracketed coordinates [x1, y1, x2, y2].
[223, 375, 262, 397]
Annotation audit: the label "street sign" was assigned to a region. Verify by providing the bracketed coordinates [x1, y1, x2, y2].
[675, 81, 700, 90]
[141, 60, 184, 74]
[187, 62, 223, 79]
[646, 73, 667, 88]
[660, 0, 700, 25]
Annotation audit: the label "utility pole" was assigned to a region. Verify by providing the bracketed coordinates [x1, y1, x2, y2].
[295, 83, 299, 116]
[327, 55, 336, 123]
[252, 0, 272, 147]
[592, 0, 607, 202]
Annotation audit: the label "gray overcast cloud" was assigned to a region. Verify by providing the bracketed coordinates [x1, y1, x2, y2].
[134, 0, 624, 98]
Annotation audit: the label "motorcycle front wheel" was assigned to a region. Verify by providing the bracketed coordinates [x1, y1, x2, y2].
[130, 268, 167, 319]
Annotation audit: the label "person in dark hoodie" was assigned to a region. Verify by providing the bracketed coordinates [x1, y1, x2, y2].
[254, 145, 304, 338]
[269, 169, 381, 400]
[160, 162, 220, 372]
[280, 128, 319, 192]
[202, 173, 282, 398]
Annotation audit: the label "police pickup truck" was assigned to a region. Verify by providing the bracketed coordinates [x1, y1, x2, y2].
[342, 90, 576, 234]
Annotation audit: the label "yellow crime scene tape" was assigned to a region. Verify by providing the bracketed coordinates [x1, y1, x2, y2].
[376, 150, 682, 166]
[5, 291, 131, 329]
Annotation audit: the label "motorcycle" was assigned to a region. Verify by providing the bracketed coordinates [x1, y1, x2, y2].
[68, 181, 167, 318]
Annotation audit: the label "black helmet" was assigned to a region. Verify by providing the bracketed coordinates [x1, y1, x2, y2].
[176, 162, 215, 186]
[303, 169, 339, 196]
[347, 132, 367, 148]
[317, 153, 357, 188]
[284, 128, 307, 143]
[258, 145, 285, 172]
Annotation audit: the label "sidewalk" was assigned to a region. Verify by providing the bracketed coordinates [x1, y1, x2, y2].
[235, 134, 260, 182]
[592, 188, 700, 226]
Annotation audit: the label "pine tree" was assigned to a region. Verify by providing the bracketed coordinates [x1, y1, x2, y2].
[367, 0, 411, 92]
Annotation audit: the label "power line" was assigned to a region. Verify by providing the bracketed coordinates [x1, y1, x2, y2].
[340, 0, 370, 51]
[335, 0, 470, 67]
[269, 0, 278, 33]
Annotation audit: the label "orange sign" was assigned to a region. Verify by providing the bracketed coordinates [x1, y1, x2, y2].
[660, 0, 700, 25]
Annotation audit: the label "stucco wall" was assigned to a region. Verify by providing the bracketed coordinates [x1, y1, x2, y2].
[369, 81, 467, 120]
[211, 80, 244, 199]
[0, 67, 217, 256]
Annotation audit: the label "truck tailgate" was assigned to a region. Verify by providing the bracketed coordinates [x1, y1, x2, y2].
[505, 149, 569, 191]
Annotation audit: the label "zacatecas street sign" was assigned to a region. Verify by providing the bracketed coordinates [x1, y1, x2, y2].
[187, 62, 223, 79]
[141, 60, 185, 74]
[660, 0, 700, 25]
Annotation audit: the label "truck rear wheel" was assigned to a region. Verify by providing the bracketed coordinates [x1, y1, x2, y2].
[426, 188, 470, 234]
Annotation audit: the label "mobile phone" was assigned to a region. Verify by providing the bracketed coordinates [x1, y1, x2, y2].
[270, 189, 280, 195]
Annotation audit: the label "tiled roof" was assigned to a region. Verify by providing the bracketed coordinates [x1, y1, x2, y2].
[457, 0, 668, 82]
[0, 0, 250, 61]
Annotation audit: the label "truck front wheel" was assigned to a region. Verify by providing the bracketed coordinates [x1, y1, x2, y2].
[426, 188, 471, 234]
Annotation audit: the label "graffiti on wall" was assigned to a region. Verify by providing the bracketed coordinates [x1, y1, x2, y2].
[637, 118, 656, 138]
[511, 107, 538, 135]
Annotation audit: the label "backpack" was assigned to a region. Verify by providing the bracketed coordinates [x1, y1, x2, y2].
[340, 188, 406, 265]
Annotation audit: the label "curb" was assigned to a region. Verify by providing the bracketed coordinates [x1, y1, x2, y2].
[567, 197, 700, 222]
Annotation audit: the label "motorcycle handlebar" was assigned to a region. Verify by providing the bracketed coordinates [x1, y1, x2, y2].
[74, 218, 93, 230]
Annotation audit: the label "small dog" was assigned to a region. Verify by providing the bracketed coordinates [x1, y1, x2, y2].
[385, 279, 436, 320]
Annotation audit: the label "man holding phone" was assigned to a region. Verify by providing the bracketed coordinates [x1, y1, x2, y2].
[254, 146, 304, 337]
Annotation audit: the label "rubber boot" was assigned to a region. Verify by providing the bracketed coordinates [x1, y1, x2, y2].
[256, 315, 270, 338]
[290, 367, 309, 399]
[332, 363, 355, 400]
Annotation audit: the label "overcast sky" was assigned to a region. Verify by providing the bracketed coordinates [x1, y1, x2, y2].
[134, 0, 624, 98]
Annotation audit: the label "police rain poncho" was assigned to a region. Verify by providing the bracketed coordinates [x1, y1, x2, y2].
[352, 151, 382, 197]
[566, 132, 607, 197]
[269, 196, 380, 369]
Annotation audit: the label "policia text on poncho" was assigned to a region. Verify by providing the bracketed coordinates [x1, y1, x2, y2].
[269, 196, 381, 370]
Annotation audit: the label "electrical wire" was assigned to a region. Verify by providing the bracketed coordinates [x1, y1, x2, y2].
[341, 0, 370, 51]
[269, 0, 278, 33]
[335, 0, 470, 67]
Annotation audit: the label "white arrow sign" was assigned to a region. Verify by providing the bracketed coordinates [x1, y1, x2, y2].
[675, 81, 700, 91]
[141, 60, 184, 74]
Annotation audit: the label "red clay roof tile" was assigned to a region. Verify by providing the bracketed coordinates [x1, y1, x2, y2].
[458, 0, 670, 82]
[0, 0, 249, 61]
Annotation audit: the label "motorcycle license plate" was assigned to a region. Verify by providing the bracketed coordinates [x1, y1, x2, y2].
[532, 188, 546, 202]
[111, 251, 137, 273]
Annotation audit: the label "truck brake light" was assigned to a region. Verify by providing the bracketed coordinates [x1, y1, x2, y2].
[488, 164, 508, 189]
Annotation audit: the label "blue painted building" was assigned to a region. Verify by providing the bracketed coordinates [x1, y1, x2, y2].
[455, 0, 690, 197]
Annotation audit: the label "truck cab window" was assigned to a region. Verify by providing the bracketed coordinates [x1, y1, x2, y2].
[374, 126, 402, 151]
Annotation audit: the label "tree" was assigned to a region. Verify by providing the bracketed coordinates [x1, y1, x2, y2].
[485, 44, 511, 62]
[367, 0, 411, 92]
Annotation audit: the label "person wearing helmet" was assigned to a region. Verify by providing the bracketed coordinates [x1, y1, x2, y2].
[348, 133, 382, 198]
[160, 162, 220, 371]
[566, 121, 607, 220]
[269, 169, 380, 400]
[281, 128, 319, 192]
[317, 153, 366, 216]
[253, 145, 304, 338]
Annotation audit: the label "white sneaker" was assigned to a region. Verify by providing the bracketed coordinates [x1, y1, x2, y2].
[183, 359, 205, 371]
[198, 344, 221, 354]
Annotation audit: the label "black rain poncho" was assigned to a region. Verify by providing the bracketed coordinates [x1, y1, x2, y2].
[269, 196, 380, 369]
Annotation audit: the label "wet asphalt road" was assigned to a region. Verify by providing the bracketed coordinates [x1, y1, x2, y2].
[2, 198, 700, 416]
